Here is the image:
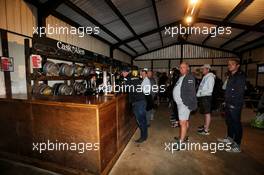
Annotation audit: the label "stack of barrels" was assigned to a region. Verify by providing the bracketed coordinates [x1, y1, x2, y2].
[33, 61, 94, 96]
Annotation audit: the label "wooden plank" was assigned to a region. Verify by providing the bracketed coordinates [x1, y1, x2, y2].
[0, 0, 7, 29]
[6, 0, 21, 33]
[0, 95, 135, 175]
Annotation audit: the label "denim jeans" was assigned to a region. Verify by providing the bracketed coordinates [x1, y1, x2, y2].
[225, 105, 243, 145]
[132, 100, 148, 139]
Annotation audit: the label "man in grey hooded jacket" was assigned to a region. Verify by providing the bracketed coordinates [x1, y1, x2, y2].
[196, 64, 215, 135]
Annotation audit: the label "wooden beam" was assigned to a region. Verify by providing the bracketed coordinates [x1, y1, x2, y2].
[0, 31, 12, 98]
[105, 0, 148, 51]
[151, 0, 163, 47]
[63, 0, 138, 55]
[114, 20, 182, 48]
[42, 0, 64, 17]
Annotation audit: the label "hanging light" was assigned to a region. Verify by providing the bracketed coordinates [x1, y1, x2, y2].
[185, 16, 193, 24]
[184, 0, 201, 25]
[190, 0, 199, 5]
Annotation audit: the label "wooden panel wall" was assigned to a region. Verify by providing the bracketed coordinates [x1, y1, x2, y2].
[46, 15, 110, 57]
[0, 0, 132, 95]
[242, 46, 264, 63]
[242, 46, 264, 86]
[113, 49, 131, 64]
[0, 0, 37, 37]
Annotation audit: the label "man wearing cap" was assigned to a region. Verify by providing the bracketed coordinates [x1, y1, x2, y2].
[121, 67, 148, 143]
[197, 64, 215, 135]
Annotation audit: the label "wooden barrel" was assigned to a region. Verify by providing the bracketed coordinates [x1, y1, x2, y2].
[32, 84, 53, 96]
[53, 83, 74, 96]
[43, 61, 59, 76]
[58, 63, 74, 77]
[73, 64, 84, 77]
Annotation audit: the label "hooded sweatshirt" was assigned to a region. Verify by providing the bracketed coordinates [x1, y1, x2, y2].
[197, 72, 215, 97]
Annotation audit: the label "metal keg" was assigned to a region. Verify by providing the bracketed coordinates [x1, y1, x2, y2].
[73, 64, 84, 77]
[32, 84, 53, 96]
[43, 61, 59, 76]
[59, 63, 74, 77]
[73, 81, 86, 94]
[53, 83, 74, 96]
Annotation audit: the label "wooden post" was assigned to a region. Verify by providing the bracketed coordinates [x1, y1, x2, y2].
[1, 31, 12, 98]
[24, 39, 32, 98]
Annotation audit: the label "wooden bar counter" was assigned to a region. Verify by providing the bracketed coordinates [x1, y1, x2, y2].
[0, 94, 136, 175]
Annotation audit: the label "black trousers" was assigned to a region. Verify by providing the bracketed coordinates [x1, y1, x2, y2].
[171, 101, 179, 121]
[225, 106, 243, 145]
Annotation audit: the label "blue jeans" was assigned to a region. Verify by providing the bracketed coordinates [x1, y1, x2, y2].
[132, 100, 148, 139]
[225, 105, 243, 145]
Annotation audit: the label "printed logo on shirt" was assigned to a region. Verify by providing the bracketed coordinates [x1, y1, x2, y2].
[188, 80, 194, 83]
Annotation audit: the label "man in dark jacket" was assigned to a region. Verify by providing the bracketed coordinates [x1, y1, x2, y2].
[218, 58, 246, 153]
[173, 62, 197, 145]
[121, 68, 148, 143]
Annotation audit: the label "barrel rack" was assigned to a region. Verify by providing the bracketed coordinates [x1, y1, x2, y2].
[24, 35, 130, 97]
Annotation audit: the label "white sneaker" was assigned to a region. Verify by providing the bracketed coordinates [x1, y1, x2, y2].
[217, 137, 233, 144]
[225, 144, 241, 153]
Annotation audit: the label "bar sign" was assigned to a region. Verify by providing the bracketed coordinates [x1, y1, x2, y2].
[31, 55, 42, 68]
[0, 57, 14, 72]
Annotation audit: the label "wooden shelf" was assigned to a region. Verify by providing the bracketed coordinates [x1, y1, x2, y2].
[30, 74, 88, 81]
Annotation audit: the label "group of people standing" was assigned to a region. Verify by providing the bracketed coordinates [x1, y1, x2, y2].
[121, 58, 246, 153]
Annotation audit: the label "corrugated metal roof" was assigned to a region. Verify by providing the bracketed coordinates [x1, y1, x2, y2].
[205, 37, 230, 48]
[232, 0, 264, 25]
[161, 29, 178, 46]
[133, 46, 147, 53]
[57, 4, 96, 27]
[56, 4, 118, 44]
[156, 0, 185, 26]
[104, 20, 134, 40]
[36, 0, 264, 57]
[119, 45, 136, 56]
[187, 23, 216, 43]
[124, 7, 157, 34]
[237, 32, 264, 42]
[127, 40, 142, 48]
[141, 33, 161, 50]
[199, 0, 241, 21]
[70, 0, 117, 25]
[222, 41, 246, 50]
[112, 0, 151, 17]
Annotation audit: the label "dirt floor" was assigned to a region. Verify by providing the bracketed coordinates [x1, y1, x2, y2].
[109, 104, 264, 175]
